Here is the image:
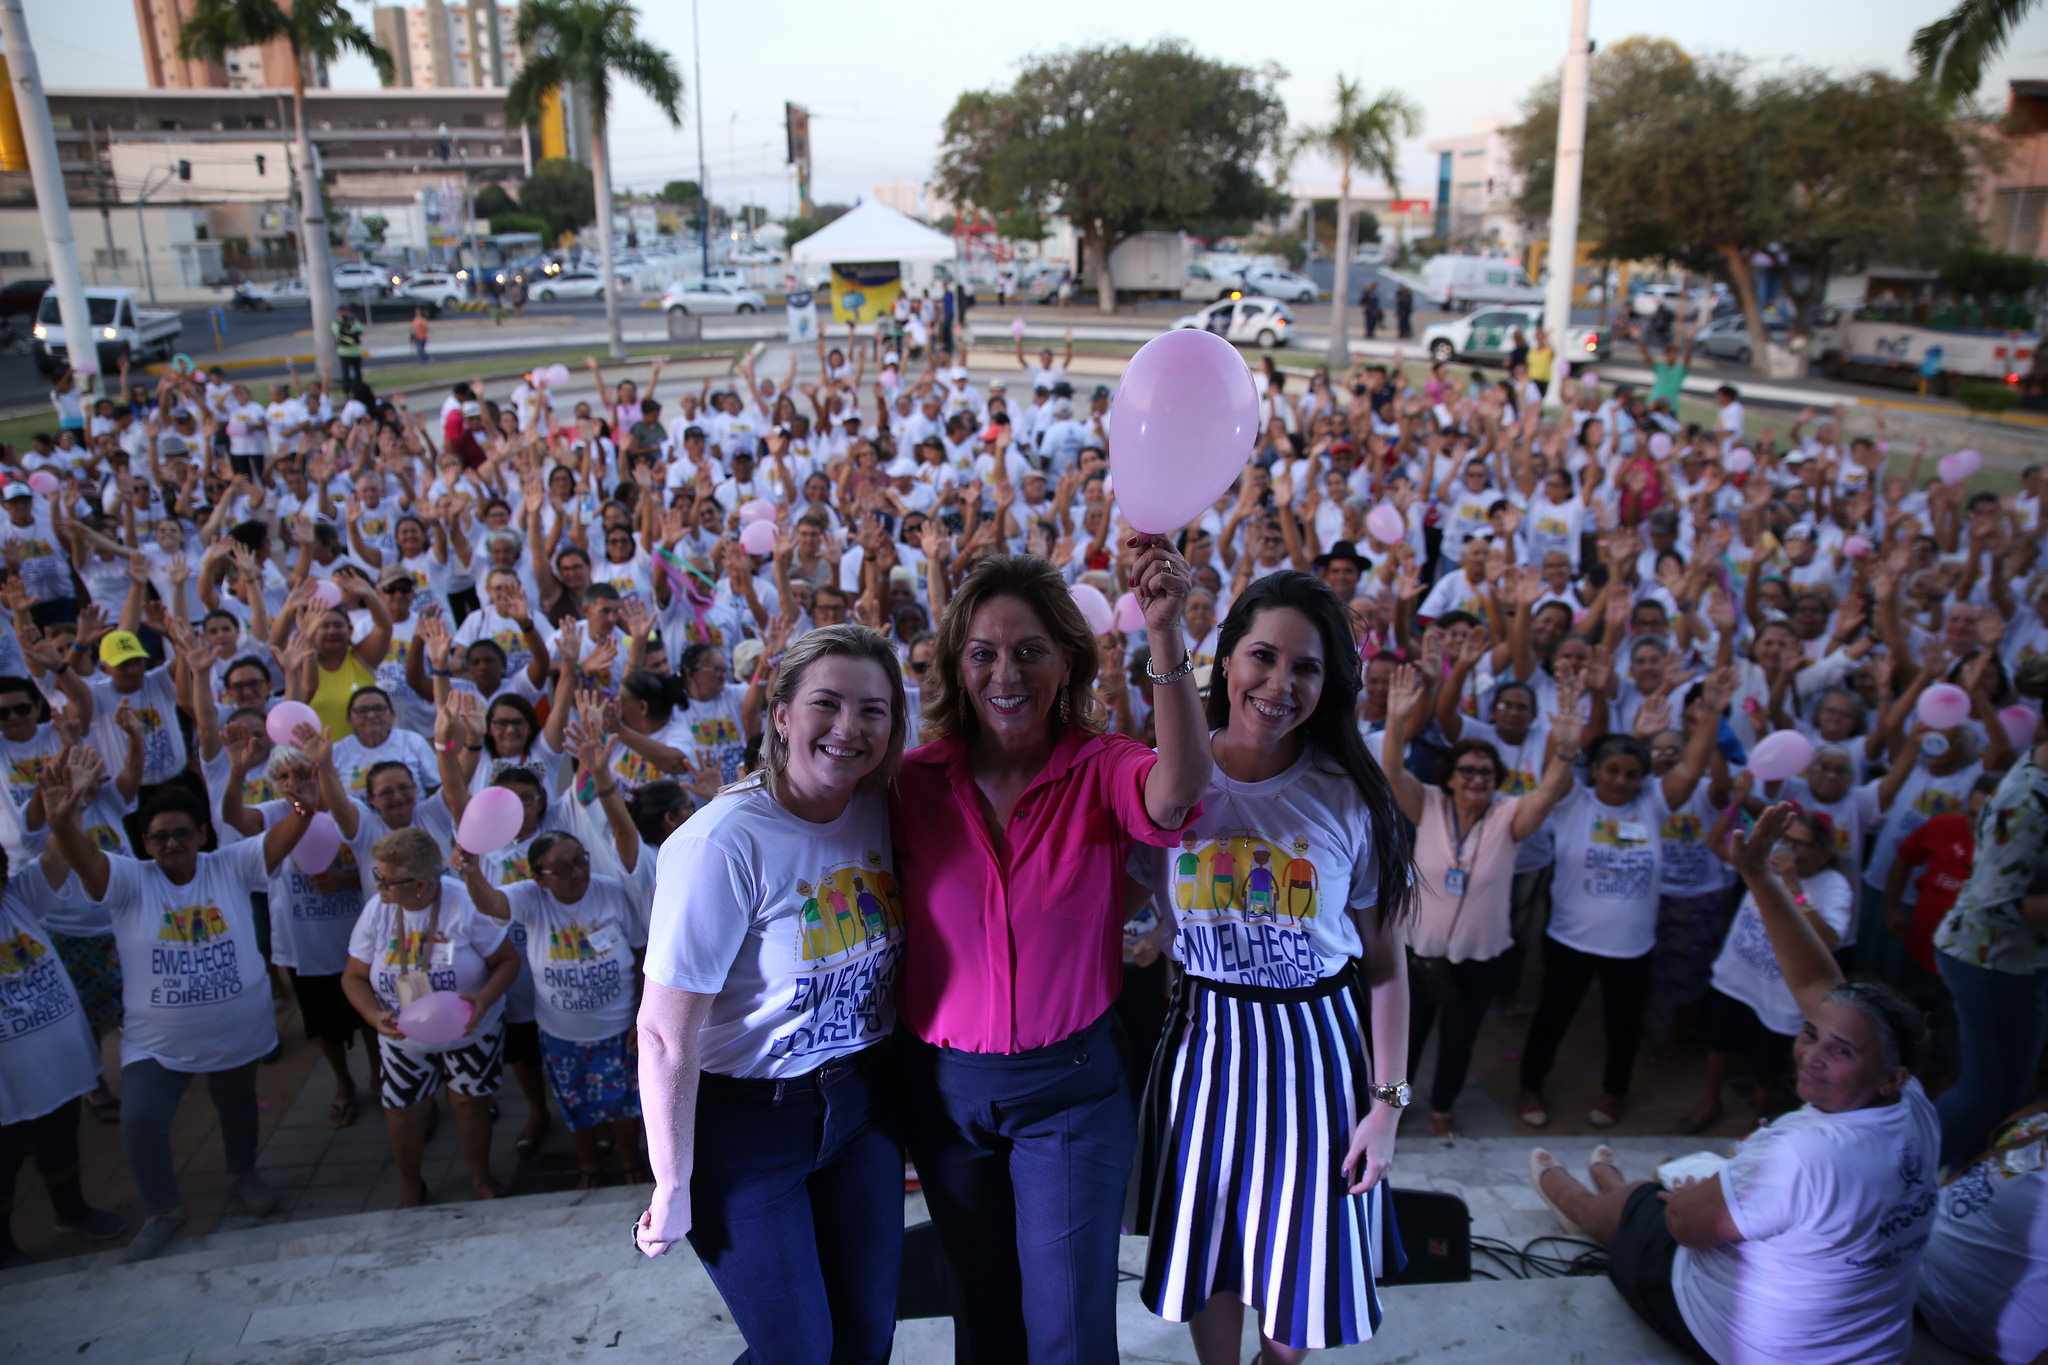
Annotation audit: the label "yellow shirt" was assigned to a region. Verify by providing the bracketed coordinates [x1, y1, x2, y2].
[1528, 345, 1555, 383]
[310, 653, 379, 739]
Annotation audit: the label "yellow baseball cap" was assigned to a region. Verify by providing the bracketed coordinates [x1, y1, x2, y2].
[99, 631, 149, 667]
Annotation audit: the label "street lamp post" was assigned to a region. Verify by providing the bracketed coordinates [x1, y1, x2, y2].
[691, 0, 709, 276]
[1541, 0, 1592, 395]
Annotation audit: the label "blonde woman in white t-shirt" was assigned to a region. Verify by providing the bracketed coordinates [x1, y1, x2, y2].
[634, 624, 909, 1365]
[1529, 803, 1939, 1365]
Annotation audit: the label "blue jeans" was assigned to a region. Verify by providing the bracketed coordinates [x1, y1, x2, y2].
[1936, 953, 2048, 1167]
[688, 1052, 903, 1365]
[904, 1010, 1136, 1365]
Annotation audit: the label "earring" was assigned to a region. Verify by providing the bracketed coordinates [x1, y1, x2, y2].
[1058, 690, 1071, 723]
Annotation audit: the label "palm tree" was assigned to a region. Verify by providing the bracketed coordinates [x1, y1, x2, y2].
[1913, 0, 2036, 107]
[1289, 77, 1421, 369]
[177, 0, 392, 387]
[507, 0, 681, 361]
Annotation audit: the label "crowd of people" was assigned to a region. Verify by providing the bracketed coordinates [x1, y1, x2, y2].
[1, 325, 2045, 1365]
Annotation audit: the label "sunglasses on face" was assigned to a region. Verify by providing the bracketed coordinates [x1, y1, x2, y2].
[1451, 765, 1497, 781]
[145, 827, 199, 848]
[909, 660, 930, 675]
[0, 702, 36, 720]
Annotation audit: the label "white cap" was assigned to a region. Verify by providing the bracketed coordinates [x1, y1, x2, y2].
[950, 366, 969, 381]
[886, 456, 917, 478]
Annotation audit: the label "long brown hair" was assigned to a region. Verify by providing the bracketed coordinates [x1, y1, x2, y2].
[921, 555, 1104, 743]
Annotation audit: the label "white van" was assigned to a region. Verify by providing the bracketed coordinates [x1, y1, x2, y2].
[1420, 255, 1543, 310]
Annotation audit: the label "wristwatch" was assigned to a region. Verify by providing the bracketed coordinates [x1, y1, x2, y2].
[1370, 1080, 1413, 1109]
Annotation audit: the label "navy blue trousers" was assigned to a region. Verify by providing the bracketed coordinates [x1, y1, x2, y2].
[903, 1011, 1136, 1365]
[688, 1054, 904, 1365]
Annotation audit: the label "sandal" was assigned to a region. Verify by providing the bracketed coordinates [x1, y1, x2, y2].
[1675, 1105, 1722, 1136]
[1528, 1149, 1586, 1237]
[1589, 1144, 1623, 1186]
[327, 1096, 358, 1130]
[1588, 1098, 1624, 1128]
[1517, 1097, 1551, 1128]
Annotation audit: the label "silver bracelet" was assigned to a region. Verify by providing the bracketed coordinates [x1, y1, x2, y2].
[1145, 646, 1196, 685]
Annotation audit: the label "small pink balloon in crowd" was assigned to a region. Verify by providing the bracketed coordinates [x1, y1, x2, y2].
[1937, 454, 1968, 486]
[1746, 730, 1813, 782]
[1953, 448, 1982, 477]
[1106, 329, 1259, 533]
[1365, 504, 1406, 546]
[290, 812, 343, 875]
[545, 363, 572, 387]
[395, 991, 473, 1049]
[1647, 432, 1673, 459]
[1724, 447, 1755, 474]
[310, 579, 344, 609]
[1916, 683, 1973, 732]
[738, 519, 777, 556]
[264, 700, 320, 747]
[739, 499, 777, 525]
[1843, 535, 1872, 559]
[1999, 704, 2038, 753]
[226, 420, 246, 439]
[457, 785, 526, 855]
[1070, 583, 1114, 637]
[26, 470, 58, 496]
[1011, 318, 1027, 339]
[1113, 591, 1145, 634]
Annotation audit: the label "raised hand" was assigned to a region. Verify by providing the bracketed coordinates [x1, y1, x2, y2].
[1386, 663, 1428, 720]
[1730, 802, 1797, 883]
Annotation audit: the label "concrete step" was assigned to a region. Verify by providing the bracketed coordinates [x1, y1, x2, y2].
[0, 1137, 1979, 1365]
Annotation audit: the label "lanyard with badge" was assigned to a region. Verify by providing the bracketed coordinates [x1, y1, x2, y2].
[394, 890, 448, 1008]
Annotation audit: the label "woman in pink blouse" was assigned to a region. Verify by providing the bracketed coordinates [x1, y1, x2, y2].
[892, 548, 1210, 1365]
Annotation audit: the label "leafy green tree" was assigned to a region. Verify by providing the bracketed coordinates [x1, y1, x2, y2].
[506, 0, 683, 360]
[517, 158, 596, 242]
[1939, 244, 2048, 299]
[937, 40, 1288, 311]
[659, 178, 700, 206]
[1913, 0, 2036, 106]
[177, 0, 391, 383]
[474, 182, 519, 218]
[489, 212, 550, 238]
[1290, 76, 1419, 364]
[359, 213, 389, 247]
[1510, 38, 1980, 376]
[995, 209, 1049, 243]
[783, 202, 849, 244]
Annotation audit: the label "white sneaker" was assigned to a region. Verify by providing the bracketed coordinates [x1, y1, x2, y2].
[123, 1210, 187, 1263]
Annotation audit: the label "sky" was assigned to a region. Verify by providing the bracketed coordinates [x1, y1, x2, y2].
[20, 0, 2048, 213]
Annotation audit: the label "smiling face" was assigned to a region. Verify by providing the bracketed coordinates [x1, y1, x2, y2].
[533, 836, 592, 904]
[774, 655, 896, 800]
[366, 766, 418, 830]
[1222, 606, 1326, 745]
[960, 595, 1068, 747]
[1806, 747, 1853, 803]
[143, 809, 203, 882]
[1591, 748, 1646, 806]
[1793, 998, 1907, 1114]
[346, 690, 394, 748]
[0, 684, 38, 743]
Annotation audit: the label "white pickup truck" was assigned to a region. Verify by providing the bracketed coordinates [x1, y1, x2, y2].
[32, 286, 183, 376]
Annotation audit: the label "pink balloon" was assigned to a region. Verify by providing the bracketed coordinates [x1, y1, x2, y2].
[1724, 447, 1755, 474]
[1937, 454, 1968, 485]
[1999, 704, 2038, 752]
[290, 811, 342, 874]
[1647, 432, 1673, 459]
[310, 579, 343, 609]
[739, 499, 777, 525]
[1954, 448, 1982, 476]
[1011, 318, 1027, 339]
[1070, 583, 1114, 636]
[226, 420, 246, 439]
[264, 700, 319, 747]
[1746, 730, 1813, 782]
[26, 470, 57, 496]
[395, 991, 473, 1049]
[545, 363, 572, 387]
[1917, 683, 1972, 731]
[1843, 535, 1872, 559]
[1365, 504, 1405, 546]
[738, 520, 777, 556]
[1106, 329, 1259, 533]
[1113, 591, 1145, 634]
[458, 785, 526, 855]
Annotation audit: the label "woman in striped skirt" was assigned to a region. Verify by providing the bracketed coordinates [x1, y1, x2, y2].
[1136, 571, 1416, 1362]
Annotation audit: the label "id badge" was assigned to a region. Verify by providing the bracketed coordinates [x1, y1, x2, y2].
[395, 970, 433, 1008]
[429, 938, 455, 971]
[1444, 868, 1467, 896]
[1617, 821, 1649, 843]
[587, 926, 621, 957]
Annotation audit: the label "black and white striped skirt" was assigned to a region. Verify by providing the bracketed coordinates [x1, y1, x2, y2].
[1134, 968, 1387, 1351]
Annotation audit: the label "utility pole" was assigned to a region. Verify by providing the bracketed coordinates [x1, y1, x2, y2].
[87, 117, 115, 284]
[0, 0, 96, 382]
[692, 0, 708, 276]
[1541, 0, 1591, 396]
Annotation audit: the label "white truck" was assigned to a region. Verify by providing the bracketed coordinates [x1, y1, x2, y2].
[1075, 232, 1242, 302]
[1387, 254, 1545, 311]
[33, 286, 183, 376]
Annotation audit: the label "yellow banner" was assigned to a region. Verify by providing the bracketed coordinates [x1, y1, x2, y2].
[829, 261, 902, 325]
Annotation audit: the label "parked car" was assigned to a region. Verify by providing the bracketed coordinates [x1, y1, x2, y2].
[1171, 297, 1295, 348]
[1421, 304, 1608, 366]
[33, 286, 182, 374]
[0, 278, 52, 320]
[1351, 243, 1387, 267]
[1692, 312, 1790, 365]
[1180, 261, 1245, 303]
[333, 262, 401, 292]
[532, 269, 611, 301]
[397, 272, 466, 307]
[662, 279, 765, 316]
[729, 245, 784, 265]
[1418, 255, 1544, 310]
[1631, 281, 1724, 318]
[1239, 267, 1318, 303]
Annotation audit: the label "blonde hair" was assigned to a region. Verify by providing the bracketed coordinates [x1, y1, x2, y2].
[750, 624, 907, 794]
[920, 555, 1105, 743]
[372, 826, 444, 883]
